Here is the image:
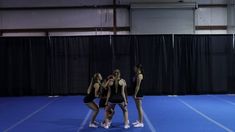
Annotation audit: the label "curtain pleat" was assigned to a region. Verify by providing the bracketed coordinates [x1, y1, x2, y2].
[0, 35, 234, 96]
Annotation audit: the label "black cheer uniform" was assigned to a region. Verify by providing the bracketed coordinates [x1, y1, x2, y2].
[99, 86, 109, 108]
[132, 73, 144, 98]
[109, 79, 124, 103]
[83, 82, 100, 103]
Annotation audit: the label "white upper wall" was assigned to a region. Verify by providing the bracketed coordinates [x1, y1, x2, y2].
[195, 7, 227, 26]
[227, 0, 235, 33]
[0, 0, 130, 30]
[0, 0, 112, 7]
[0, 0, 227, 7]
[0, 9, 113, 29]
[121, 0, 226, 4]
[0, 8, 129, 29]
[131, 8, 195, 34]
[0, 0, 230, 35]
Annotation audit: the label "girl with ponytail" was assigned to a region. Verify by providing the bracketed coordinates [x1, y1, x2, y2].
[132, 64, 144, 128]
[83, 73, 102, 128]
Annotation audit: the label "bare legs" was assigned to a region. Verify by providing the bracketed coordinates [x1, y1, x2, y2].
[86, 102, 99, 123]
[135, 99, 143, 123]
[119, 103, 129, 125]
[104, 103, 129, 129]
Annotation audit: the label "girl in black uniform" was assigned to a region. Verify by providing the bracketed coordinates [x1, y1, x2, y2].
[132, 64, 144, 128]
[104, 69, 130, 129]
[99, 75, 115, 127]
[99, 75, 114, 108]
[83, 73, 102, 128]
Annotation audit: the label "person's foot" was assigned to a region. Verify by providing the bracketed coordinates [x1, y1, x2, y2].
[89, 123, 98, 128]
[124, 124, 130, 129]
[104, 124, 109, 129]
[101, 120, 111, 128]
[134, 122, 144, 128]
[132, 120, 139, 125]
[100, 122, 105, 128]
[94, 121, 99, 125]
[108, 120, 112, 127]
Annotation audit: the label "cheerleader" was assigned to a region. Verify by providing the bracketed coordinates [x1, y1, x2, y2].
[99, 75, 115, 127]
[104, 69, 130, 129]
[83, 73, 102, 128]
[132, 64, 144, 128]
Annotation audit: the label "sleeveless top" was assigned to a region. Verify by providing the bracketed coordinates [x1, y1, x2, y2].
[83, 81, 100, 103]
[132, 73, 144, 97]
[109, 79, 125, 103]
[89, 81, 101, 97]
[110, 79, 122, 96]
[100, 85, 109, 98]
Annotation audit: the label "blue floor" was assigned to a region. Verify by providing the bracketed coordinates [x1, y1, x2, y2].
[0, 95, 235, 132]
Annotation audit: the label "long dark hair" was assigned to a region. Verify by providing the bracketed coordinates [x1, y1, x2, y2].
[87, 73, 101, 94]
[136, 64, 144, 75]
[92, 73, 100, 84]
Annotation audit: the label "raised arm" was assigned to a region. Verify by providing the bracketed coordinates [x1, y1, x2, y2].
[94, 83, 100, 98]
[105, 79, 113, 106]
[87, 78, 93, 94]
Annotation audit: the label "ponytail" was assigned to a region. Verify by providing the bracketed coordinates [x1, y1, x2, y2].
[87, 73, 101, 94]
[136, 64, 144, 75]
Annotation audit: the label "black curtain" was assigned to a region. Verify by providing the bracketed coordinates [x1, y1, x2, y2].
[174, 35, 233, 94]
[49, 36, 113, 95]
[112, 36, 132, 93]
[130, 35, 174, 95]
[174, 35, 212, 94]
[0, 37, 50, 96]
[0, 35, 234, 96]
[224, 35, 235, 93]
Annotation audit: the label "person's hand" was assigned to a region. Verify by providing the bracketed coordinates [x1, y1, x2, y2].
[105, 106, 109, 112]
[133, 95, 137, 99]
[95, 95, 99, 98]
[124, 102, 128, 106]
[107, 75, 114, 80]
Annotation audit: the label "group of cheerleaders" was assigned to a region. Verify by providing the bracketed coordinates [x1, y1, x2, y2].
[83, 64, 144, 129]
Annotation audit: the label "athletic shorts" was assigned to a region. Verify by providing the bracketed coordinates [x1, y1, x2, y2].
[109, 95, 124, 103]
[136, 89, 144, 98]
[83, 94, 95, 103]
[99, 98, 106, 108]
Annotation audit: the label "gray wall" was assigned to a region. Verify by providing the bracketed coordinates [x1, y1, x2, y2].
[227, 0, 235, 33]
[0, 0, 112, 7]
[0, 9, 129, 29]
[131, 8, 195, 34]
[0, 0, 230, 36]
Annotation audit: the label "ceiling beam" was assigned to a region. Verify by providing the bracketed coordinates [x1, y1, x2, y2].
[0, 5, 130, 10]
[198, 4, 227, 8]
[0, 27, 130, 33]
[195, 25, 227, 30]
